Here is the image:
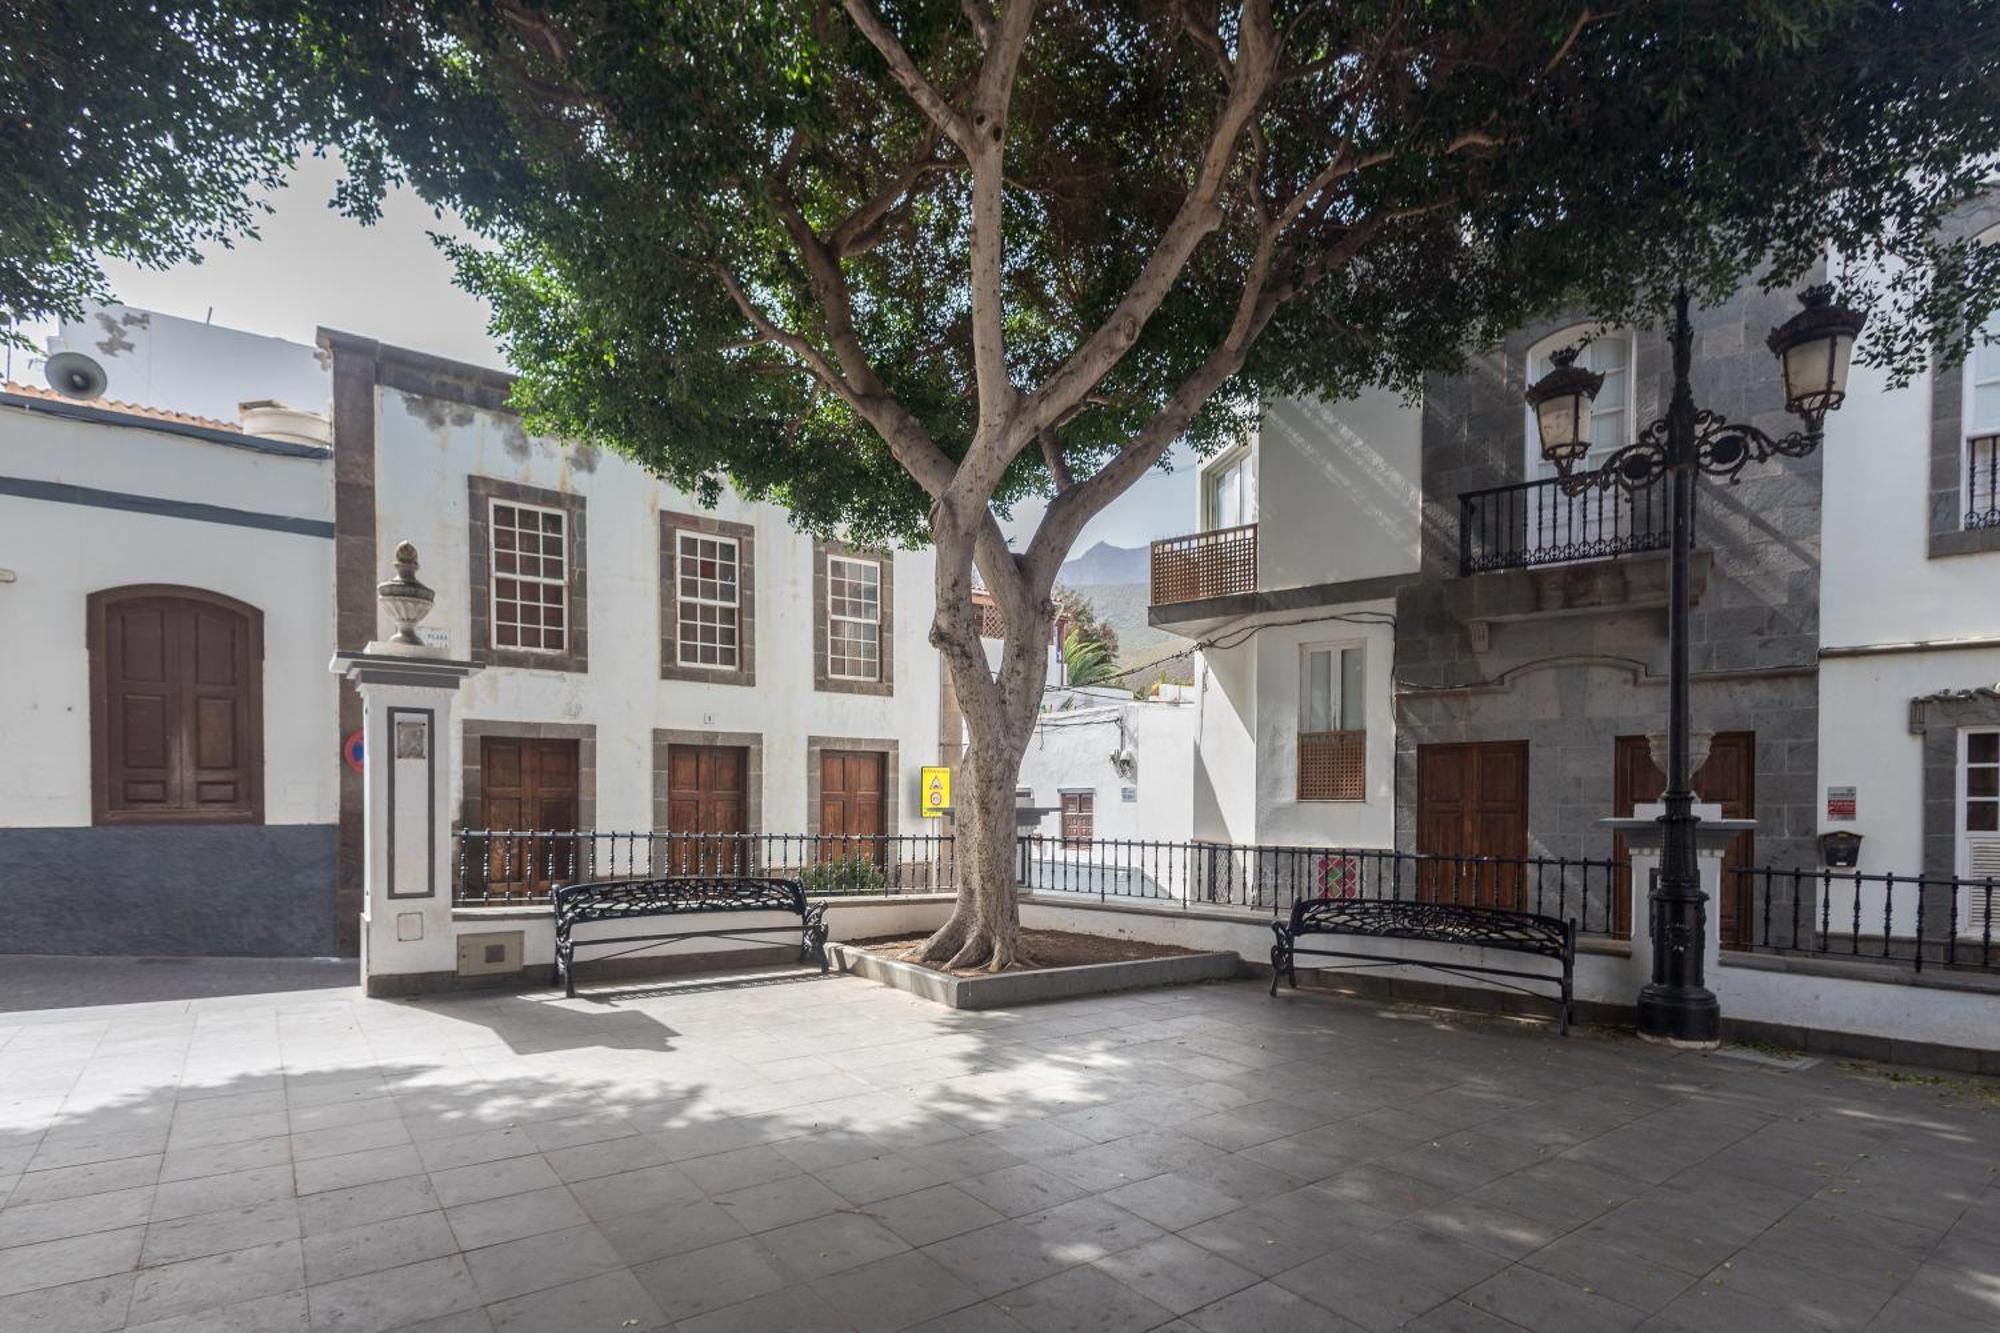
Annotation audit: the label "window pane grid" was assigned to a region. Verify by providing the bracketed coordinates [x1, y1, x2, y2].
[677, 533, 740, 668]
[828, 556, 882, 681]
[491, 501, 567, 652]
[1969, 731, 1999, 834]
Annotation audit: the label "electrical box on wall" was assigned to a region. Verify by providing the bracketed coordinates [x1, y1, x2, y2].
[457, 931, 525, 977]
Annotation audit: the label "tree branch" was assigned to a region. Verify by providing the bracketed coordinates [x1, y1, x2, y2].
[841, 0, 973, 145]
[1016, 0, 1279, 448]
[1039, 428, 1074, 493]
[711, 263, 958, 498]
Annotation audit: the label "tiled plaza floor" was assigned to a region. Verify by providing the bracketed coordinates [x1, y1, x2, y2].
[0, 966, 1995, 1333]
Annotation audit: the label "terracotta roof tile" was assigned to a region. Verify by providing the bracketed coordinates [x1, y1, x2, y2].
[3, 380, 243, 433]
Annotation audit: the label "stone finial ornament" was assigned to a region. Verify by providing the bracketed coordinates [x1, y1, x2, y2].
[1647, 727, 1713, 800]
[377, 541, 437, 649]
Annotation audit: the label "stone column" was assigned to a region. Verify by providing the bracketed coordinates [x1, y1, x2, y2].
[330, 544, 482, 996]
[1600, 805, 1756, 1044]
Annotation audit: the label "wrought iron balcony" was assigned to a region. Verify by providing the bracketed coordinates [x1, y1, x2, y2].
[1151, 523, 1257, 605]
[1458, 472, 1681, 575]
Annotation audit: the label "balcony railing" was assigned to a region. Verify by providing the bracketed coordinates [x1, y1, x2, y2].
[1151, 523, 1257, 605]
[1968, 434, 1999, 530]
[1460, 472, 1680, 575]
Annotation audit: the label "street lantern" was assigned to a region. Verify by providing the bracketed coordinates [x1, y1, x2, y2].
[1516, 282, 1870, 1048]
[1524, 345, 1604, 467]
[1766, 284, 1868, 429]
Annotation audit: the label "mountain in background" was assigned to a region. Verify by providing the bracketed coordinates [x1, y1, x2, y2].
[1059, 540, 1148, 585]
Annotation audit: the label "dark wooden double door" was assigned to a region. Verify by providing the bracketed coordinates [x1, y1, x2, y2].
[664, 744, 751, 874]
[478, 737, 580, 896]
[819, 749, 888, 865]
[1415, 742, 1530, 908]
[1413, 735, 1754, 944]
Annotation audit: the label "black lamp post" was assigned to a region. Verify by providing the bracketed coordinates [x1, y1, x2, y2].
[1525, 284, 1866, 1045]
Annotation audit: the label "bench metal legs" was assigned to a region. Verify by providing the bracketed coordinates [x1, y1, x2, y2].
[1268, 927, 1296, 997]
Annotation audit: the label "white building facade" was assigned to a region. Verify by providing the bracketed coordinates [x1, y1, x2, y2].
[0, 308, 945, 957]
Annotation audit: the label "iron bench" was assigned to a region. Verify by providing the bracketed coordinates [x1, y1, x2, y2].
[552, 876, 828, 998]
[1269, 897, 1575, 1034]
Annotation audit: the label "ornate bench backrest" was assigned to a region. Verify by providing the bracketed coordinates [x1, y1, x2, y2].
[552, 877, 808, 931]
[1287, 897, 1569, 959]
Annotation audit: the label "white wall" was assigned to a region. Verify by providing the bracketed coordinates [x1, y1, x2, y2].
[1018, 699, 1197, 842]
[0, 409, 336, 827]
[1246, 604, 1399, 847]
[1192, 639, 1257, 842]
[1254, 388, 1423, 589]
[50, 305, 330, 423]
[1820, 344, 1996, 647]
[370, 386, 943, 835]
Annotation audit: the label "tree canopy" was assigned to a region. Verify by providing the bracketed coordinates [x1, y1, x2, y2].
[10, 1, 2000, 552]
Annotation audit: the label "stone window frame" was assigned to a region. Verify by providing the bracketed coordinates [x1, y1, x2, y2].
[659, 511, 756, 687]
[1928, 191, 2000, 558]
[468, 476, 589, 672]
[813, 538, 894, 697]
[457, 720, 597, 834]
[1913, 689, 2000, 879]
[650, 728, 765, 837]
[805, 735, 901, 835]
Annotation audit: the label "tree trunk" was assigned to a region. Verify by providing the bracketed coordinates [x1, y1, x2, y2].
[916, 522, 1052, 971]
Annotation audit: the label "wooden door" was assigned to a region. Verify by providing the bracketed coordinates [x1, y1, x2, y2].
[1060, 791, 1095, 849]
[665, 744, 750, 875]
[819, 749, 887, 866]
[91, 589, 261, 823]
[480, 738, 580, 896]
[1613, 733, 1755, 947]
[1415, 742, 1530, 909]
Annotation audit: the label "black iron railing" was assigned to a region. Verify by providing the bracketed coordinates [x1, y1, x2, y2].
[1967, 435, 2000, 530]
[1459, 471, 1681, 575]
[1020, 838, 1628, 937]
[454, 830, 958, 906]
[1736, 866, 1999, 972]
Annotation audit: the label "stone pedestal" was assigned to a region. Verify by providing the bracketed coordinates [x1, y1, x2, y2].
[1600, 805, 1756, 1040]
[332, 648, 482, 994]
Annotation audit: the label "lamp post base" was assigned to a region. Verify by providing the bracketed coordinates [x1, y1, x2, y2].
[1635, 981, 1721, 1049]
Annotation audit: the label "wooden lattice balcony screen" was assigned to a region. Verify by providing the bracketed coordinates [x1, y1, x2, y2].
[1150, 523, 1257, 605]
[1297, 729, 1366, 801]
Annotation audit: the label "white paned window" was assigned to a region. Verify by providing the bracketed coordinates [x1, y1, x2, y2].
[490, 499, 567, 652]
[827, 555, 882, 681]
[1963, 241, 2000, 528]
[1300, 644, 1365, 733]
[1204, 448, 1256, 529]
[1528, 329, 1634, 472]
[676, 532, 740, 669]
[1963, 730, 2000, 879]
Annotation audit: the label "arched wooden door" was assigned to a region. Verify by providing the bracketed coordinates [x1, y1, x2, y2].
[88, 586, 263, 824]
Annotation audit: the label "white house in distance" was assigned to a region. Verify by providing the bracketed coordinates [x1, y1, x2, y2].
[0, 305, 946, 959]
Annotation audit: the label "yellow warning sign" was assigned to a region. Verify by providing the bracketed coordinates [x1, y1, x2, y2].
[921, 766, 952, 818]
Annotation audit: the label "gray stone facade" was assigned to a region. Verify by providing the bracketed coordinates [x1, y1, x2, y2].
[1394, 278, 1825, 876]
[1927, 189, 2000, 558]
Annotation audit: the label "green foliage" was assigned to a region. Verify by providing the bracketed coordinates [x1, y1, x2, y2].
[5, 0, 1998, 533]
[1061, 627, 1117, 688]
[1054, 587, 1120, 663]
[799, 854, 887, 897]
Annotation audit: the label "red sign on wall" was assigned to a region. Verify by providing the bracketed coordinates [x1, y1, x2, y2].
[1826, 786, 1857, 821]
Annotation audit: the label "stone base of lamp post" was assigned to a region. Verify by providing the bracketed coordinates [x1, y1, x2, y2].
[1599, 806, 1756, 1050]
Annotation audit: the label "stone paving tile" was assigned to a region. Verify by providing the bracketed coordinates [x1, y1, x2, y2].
[0, 970, 1996, 1332]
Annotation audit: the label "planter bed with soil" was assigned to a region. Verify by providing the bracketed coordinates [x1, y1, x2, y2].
[827, 929, 1241, 1009]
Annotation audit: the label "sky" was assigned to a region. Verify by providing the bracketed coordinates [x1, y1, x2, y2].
[32, 155, 1195, 553]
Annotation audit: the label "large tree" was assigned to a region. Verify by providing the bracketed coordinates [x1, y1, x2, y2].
[9, 1, 1998, 968]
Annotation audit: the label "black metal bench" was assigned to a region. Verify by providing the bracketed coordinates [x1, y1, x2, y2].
[552, 876, 828, 998]
[1269, 897, 1575, 1034]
